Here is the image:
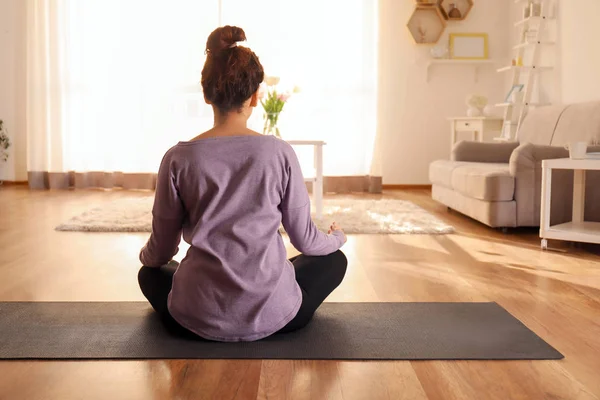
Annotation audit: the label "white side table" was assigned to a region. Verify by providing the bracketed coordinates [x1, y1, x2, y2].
[286, 140, 325, 219]
[448, 117, 504, 152]
[540, 157, 600, 249]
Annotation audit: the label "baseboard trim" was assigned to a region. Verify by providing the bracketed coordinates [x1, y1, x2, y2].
[383, 184, 432, 190]
[3, 176, 386, 193]
[309, 176, 382, 194]
[0, 180, 430, 191]
[0, 180, 28, 186]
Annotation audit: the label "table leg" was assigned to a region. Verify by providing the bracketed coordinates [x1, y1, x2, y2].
[540, 165, 552, 240]
[314, 144, 323, 220]
[573, 169, 586, 223]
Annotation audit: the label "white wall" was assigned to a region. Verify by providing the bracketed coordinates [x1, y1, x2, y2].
[2, 0, 510, 185]
[378, 0, 510, 185]
[559, 0, 600, 103]
[5, 0, 597, 184]
[0, 0, 26, 181]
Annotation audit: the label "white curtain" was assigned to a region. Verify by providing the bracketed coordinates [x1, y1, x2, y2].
[26, 0, 378, 185]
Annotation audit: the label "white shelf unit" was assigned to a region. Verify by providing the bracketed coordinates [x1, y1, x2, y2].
[514, 16, 553, 27]
[497, 65, 553, 72]
[496, 0, 557, 142]
[543, 222, 600, 244]
[513, 41, 555, 50]
[495, 101, 550, 107]
[540, 158, 600, 249]
[425, 59, 495, 83]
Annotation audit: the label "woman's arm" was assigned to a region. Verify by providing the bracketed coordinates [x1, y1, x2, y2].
[281, 204, 345, 256]
[280, 146, 344, 256]
[139, 150, 185, 267]
[139, 215, 183, 267]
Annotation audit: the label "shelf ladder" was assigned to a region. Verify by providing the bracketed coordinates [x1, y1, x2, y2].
[496, 0, 554, 142]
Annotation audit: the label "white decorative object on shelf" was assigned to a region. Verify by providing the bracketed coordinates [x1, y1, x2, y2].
[430, 43, 449, 59]
[466, 94, 488, 116]
[467, 107, 481, 117]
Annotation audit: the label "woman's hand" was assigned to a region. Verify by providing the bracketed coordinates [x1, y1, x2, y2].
[328, 221, 347, 243]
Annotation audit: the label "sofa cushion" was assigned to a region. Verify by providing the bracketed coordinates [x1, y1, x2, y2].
[451, 163, 514, 202]
[518, 104, 566, 146]
[429, 160, 469, 188]
[550, 101, 600, 146]
[432, 185, 517, 227]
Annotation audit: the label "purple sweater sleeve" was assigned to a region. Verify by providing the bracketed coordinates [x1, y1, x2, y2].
[139, 151, 184, 267]
[280, 146, 344, 256]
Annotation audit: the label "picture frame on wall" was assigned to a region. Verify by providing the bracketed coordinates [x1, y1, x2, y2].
[505, 84, 524, 103]
[449, 33, 489, 60]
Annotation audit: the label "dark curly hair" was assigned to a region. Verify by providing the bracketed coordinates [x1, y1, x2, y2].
[201, 26, 265, 113]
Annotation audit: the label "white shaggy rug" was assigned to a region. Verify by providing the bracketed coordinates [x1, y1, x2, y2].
[56, 197, 454, 234]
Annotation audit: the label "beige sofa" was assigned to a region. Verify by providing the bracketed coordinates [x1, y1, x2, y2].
[429, 101, 600, 228]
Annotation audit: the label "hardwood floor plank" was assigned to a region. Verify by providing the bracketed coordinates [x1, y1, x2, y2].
[1, 186, 600, 399]
[336, 362, 428, 400]
[412, 360, 598, 400]
[257, 361, 428, 400]
[257, 360, 344, 400]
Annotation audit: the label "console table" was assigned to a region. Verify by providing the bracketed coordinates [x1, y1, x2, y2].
[286, 140, 325, 219]
[540, 157, 600, 249]
[448, 117, 504, 152]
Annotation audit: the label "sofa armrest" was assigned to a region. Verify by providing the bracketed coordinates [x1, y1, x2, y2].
[509, 143, 569, 174]
[451, 140, 520, 163]
[509, 143, 600, 175]
[509, 143, 600, 226]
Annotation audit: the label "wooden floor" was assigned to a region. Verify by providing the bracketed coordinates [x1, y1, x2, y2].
[1, 186, 600, 400]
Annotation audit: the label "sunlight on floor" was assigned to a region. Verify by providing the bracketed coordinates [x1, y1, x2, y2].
[389, 234, 451, 255]
[443, 234, 600, 291]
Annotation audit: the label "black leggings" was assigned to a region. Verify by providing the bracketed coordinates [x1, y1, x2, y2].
[138, 250, 348, 338]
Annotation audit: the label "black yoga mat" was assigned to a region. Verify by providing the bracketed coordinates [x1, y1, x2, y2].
[0, 302, 562, 360]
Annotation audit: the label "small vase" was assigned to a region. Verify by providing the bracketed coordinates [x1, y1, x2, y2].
[430, 43, 449, 59]
[467, 107, 482, 117]
[448, 3, 462, 19]
[263, 112, 282, 139]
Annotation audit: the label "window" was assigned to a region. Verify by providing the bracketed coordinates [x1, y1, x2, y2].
[60, 0, 377, 175]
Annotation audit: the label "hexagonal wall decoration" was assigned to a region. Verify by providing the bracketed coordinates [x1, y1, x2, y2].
[407, 6, 447, 45]
[438, 0, 474, 21]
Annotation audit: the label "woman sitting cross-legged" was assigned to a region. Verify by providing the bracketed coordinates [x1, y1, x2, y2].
[137, 25, 347, 342]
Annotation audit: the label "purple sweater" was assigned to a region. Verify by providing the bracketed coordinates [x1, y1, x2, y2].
[139, 135, 345, 341]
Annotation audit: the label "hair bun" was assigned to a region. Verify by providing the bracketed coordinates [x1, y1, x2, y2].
[206, 25, 246, 54]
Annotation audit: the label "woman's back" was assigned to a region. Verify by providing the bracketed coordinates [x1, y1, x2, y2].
[137, 25, 346, 342]
[141, 135, 342, 341]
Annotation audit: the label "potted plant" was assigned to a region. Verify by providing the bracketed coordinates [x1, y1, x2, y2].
[259, 76, 300, 139]
[0, 120, 10, 185]
[0, 120, 9, 162]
